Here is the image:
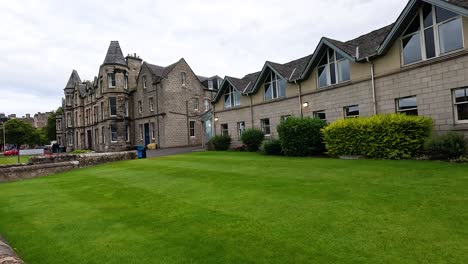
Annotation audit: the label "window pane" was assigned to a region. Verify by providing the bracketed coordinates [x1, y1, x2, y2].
[402, 33, 422, 64]
[330, 62, 336, 85]
[424, 28, 436, 59]
[438, 18, 463, 54]
[278, 79, 286, 98]
[272, 81, 278, 98]
[318, 66, 328, 88]
[337, 60, 350, 82]
[224, 94, 231, 108]
[336, 52, 344, 60]
[264, 83, 273, 100]
[328, 49, 335, 62]
[436, 6, 458, 23]
[346, 105, 359, 117]
[398, 96, 417, 110]
[404, 15, 421, 35]
[423, 4, 433, 28]
[314, 111, 326, 120]
[455, 88, 468, 103]
[457, 104, 468, 121]
[234, 91, 241, 106]
[109, 97, 117, 116]
[318, 53, 328, 66]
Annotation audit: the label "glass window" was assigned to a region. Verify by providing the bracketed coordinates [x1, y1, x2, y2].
[189, 121, 195, 137]
[224, 84, 241, 109]
[151, 122, 156, 139]
[204, 99, 210, 112]
[181, 72, 186, 86]
[194, 99, 199, 111]
[237, 121, 245, 137]
[125, 125, 130, 142]
[261, 118, 271, 135]
[142, 76, 147, 89]
[344, 105, 359, 118]
[438, 18, 463, 54]
[454, 88, 468, 122]
[318, 48, 350, 88]
[139, 124, 144, 140]
[110, 124, 117, 142]
[125, 100, 129, 117]
[221, 124, 229, 136]
[264, 72, 286, 100]
[101, 127, 105, 144]
[109, 97, 117, 116]
[402, 4, 463, 65]
[149, 98, 154, 112]
[124, 75, 128, 90]
[208, 80, 214, 90]
[313, 111, 326, 121]
[281, 115, 291, 121]
[108, 73, 116, 88]
[397, 96, 418, 116]
[138, 101, 142, 113]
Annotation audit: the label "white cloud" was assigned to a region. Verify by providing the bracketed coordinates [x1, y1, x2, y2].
[0, 0, 408, 116]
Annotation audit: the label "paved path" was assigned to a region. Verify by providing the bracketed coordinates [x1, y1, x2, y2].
[146, 146, 204, 158]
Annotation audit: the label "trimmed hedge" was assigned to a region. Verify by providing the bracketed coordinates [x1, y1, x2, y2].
[208, 135, 231, 151]
[322, 114, 432, 159]
[277, 117, 327, 157]
[425, 132, 467, 160]
[262, 140, 283, 156]
[241, 128, 265, 152]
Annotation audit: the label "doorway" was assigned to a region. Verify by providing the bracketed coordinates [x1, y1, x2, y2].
[144, 123, 150, 146]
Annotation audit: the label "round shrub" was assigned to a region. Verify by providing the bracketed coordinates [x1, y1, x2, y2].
[208, 135, 231, 151]
[262, 140, 283, 156]
[241, 128, 265, 152]
[425, 132, 467, 160]
[277, 117, 326, 157]
[322, 114, 433, 159]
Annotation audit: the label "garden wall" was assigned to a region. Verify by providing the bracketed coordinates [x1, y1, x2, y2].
[0, 235, 24, 263]
[0, 151, 137, 183]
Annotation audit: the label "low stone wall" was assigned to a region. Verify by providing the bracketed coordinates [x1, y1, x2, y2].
[0, 236, 24, 263]
[0, 151, 137, 183]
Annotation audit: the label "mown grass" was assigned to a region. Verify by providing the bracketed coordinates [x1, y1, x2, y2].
[0, 155, 30, 164]
[0, 152, 467, 263]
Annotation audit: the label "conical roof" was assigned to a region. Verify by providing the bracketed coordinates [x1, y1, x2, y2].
[65, 70, 81, 89]
[103, 41, 127, 66]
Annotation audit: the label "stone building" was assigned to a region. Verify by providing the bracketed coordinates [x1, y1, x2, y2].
[33, 112, 52, 129]
[212, 0, 468, 146]
[56, 41, 220, 151]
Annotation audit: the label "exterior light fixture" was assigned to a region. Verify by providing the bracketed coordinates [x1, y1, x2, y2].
[302, 102, 309, 108]
[214, 117, 219, 122]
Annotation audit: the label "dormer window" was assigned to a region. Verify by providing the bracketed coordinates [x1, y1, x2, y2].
[224, 84, 241, 109]
[402, 3, 463, 65]
[318, 48, 350, 88]
[208, 80, 214, 90]
[108, 73, 116, 88]
[264, 72, 286, 101]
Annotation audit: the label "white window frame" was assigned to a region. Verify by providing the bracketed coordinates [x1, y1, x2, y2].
[317, 48, 350, 88]
[110, 124, 118, 143]
[139, 124, 144, 140]
[344, 105, 360, 118]
[313, 110, 326, 121]
[194, 98, 199, 111]
[261, 118, 271, 136]
[237, 121, 245, 137]
[396, 96, 419, 115]
[125, 125, 130, 142]
[149, 97, 154, 112]
[224, 84, 241, 109]
[189, 121, 196, 138]
[401, 4, 464, 66]
[453, 87, 468, 124]
[142, 75, 147, 89]
[108, 73, 116, 88]
[109, 97, 117, 117]
[150, 122, 156, 140]
[221, 123, 229, 136]
[264, 72, 286, 101]
[124, 75, 128, 90]
[181, 72, 186, 87]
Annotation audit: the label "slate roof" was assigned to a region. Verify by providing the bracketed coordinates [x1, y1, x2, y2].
[103, 41, 127, 66]
[228, 72, 261, 93]
[324, 23, 394, 59]
[447, 0, 468, 9]
[268, 54, 313, 81]
[145, 61, 179, 80]
[65, 70, 81, 89]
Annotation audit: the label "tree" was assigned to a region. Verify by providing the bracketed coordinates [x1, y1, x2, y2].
[4, 119, 38, 147]
[45, 107, 62, 142]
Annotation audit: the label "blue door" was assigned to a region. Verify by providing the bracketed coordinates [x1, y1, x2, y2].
[144, 123, 150, 146]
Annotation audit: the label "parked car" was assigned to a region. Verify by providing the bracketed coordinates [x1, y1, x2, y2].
[4, 149, 19, 156]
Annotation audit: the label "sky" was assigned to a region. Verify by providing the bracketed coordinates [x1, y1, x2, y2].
[0, 0, 408, 117]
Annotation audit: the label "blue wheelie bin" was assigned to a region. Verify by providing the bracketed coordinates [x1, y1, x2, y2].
[136, 145, 147, 159]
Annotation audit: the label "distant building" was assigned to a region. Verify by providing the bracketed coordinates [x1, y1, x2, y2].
[56, 41, 221, 151]
[33, 112, 52, 129]
[19, 114, 34, 127]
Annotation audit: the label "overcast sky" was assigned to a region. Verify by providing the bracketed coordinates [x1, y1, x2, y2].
[0, 0, 408, 116]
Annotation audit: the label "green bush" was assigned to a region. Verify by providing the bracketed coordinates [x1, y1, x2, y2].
[241, 128, 265, 152]
[262, 140, 283, 156]
[277, 117, 327, 157]
[322, 114, 432, 159]
[208, 135, 231, 151]
[425, 132, 467, 160]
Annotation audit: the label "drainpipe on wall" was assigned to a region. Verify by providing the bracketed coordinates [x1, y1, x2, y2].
[366, 57, 377, 115]
[249, 95, 254, 128]
[186, 100, 190, 146]
[296, 80, 303, 118]
[155, 82, 161, 149]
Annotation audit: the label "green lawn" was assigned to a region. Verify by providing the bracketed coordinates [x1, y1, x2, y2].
[0, 152, 467, 264]
[0, 155, 30, 164]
